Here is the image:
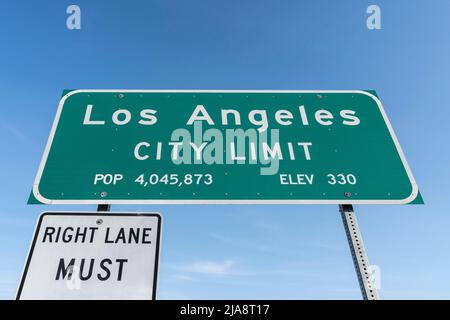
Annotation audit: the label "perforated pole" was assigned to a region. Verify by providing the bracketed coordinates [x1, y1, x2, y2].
[339, 204, 379, 300]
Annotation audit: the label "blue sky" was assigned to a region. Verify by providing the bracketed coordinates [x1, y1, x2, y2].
[1, 0, 449, 299]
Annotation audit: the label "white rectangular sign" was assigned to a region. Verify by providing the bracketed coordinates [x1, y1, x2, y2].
[17, 212, 162, 300]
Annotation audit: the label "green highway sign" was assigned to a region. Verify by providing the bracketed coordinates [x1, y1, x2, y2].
[31, 90, 419, 205]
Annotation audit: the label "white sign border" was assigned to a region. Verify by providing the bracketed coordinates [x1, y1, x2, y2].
[32, 90, 419, 205]
[16, 211, 163, 300]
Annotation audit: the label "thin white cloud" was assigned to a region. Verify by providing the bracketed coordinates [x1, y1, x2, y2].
[0, 121, 27, 142]
[253, 219, 283, 234]
[165, 259, 325, 281]
[209, 232, 278, 253]
[0, 280, 16, 299]
[209, 231, 345, 254]
[171, 274, 196, 282]
[180, 260, 235, 275]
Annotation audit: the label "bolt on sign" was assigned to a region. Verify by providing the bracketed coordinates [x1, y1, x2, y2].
[17, 212, 162, 300]
[30, 90, 421, 205]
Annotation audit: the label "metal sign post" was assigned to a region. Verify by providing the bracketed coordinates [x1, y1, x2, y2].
[339, 204, 379, 300]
